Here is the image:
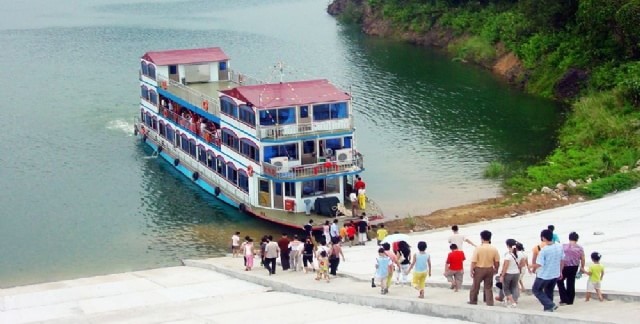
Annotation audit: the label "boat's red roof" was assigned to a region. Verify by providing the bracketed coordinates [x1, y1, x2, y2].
[142, 47, 229, 65]
[221, 79, 350, 109]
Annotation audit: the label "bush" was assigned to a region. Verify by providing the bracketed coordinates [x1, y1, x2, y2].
[449, 36, 496, 63]
[578, 172, 640, 198]
[484, 161, 507, 178]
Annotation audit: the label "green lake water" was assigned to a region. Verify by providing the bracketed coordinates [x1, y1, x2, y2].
[0, 0, 563, 287]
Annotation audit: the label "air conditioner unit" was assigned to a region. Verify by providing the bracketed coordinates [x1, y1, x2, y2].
[270, 156, 289, 172]
[334, 148, 353, 165]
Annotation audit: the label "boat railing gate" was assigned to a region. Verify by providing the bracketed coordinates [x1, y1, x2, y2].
[157, 75, 221, 116]
[227, 68, 264, 86]
[256, 118, 354, 140]
[143, 126, 250, 207]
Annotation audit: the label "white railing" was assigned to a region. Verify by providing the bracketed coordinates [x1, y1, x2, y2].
[261, 156, 364, 180]
[157, 75, 221, 116]
[256, 118, 353, 140]
[228, 68, 264, 86]
[142, 126, 250, 206]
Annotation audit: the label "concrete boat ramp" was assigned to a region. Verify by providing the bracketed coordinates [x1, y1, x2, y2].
[3, 188, 640, 323]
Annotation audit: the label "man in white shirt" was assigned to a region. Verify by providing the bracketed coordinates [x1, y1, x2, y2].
[349, 191, 358, 216]
[231, 232, 240, 258]
[330, 219, 339, 241]
[264, 235, 280, 275]
[449, 225, 476, 249]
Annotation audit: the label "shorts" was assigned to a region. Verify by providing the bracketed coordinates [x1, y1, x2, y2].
[348, 236, 355, 241]
[587, 280, 601, 292]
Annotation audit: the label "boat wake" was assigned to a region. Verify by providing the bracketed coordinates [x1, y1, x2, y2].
[107, 119, 135, 136]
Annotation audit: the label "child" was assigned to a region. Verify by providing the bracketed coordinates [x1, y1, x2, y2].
[316, 251, 330, 282]
[375, 248, 392, 294]
[346, 223, 356, 247]
[339, 224, 348, 244]
[516, 242, 529, 292]
[408, 241, 431, 298]
[583, 252, 605, 302]
[243, 238, 254, 271]
[376, 224, 388, 246]
[231, 232, 240, 257]
[444, 243, 465, 292]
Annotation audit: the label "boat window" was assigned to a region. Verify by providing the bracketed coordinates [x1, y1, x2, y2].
[216, 158, 226, 177]
[303, 141, 315, 154]
[238, 172, 249, 193]
[330, 102, 348, 118]
[263, 143, 298, 162]
[145, 113, 152, 127]
[259, 110, 276, 126]
[148, 64, 156, 79]
[181, 134, 189, 152]
[312, 104, 330, 121]
[302, 178, 339, 197]
[344, 136, 352, 148]
[152, 117, 157, 130]
[220, 97, 238, 118]
[206, 151, 215, 169]
[240, 139, 259, 162]
[189, 139, 196, 157]
[284, 182, 296, 197]
[140, 85, 149, 100]
[226, 163, 238, 184]
[219, 61, 227, 71]
[300, 106, 309, 118]
[140, 61, 149, 76]
[166, 126, 175, 144]
[222, 129, 239, 151]
[169, 65, 177, 74]
[159, 122, 166, 137]
[326, 138, 341, 150]
[198, 145, 206, 164]
[277, 107, 296, 125]
[239, 105, 256, 127]
[149, 90, 157, 105]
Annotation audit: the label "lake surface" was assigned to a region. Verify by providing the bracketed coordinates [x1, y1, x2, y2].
[0, 0, 563, 287]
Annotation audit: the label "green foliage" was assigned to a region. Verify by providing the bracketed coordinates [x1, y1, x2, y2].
[484, 161, 507, 178]
[337, 0, 364, 24]
[578, 172, 640, 198]
[449, 36, 496, 63]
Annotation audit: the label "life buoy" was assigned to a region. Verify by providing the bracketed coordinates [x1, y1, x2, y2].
[202, 100, 209, 111]
[192, 172, 199, 181]
[247, 165, 254, 177]
[239, 203, 247, 212]
[174, 158, 180, 166]
[161, 81, 167, 90]
[214, 187, 221, 196]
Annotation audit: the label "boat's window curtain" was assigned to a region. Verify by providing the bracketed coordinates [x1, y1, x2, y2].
[240, 139, 259, 162]
[259, 110, 276, 126]
[330, 102, 347, 118]
[263, 144, 298, 162]
[226, 163, 238, 184]
[344, 136, 352, 148]
[216, 157, 226, 177]
[238, 172, 249, 193]
[220, 97, 238, 118]
[239, 105, 256, 127]
[312, 104, 330, 121]
[159, 121, 166, 137]
[277, 107, 296, 124]
[151, 117, 157, 131]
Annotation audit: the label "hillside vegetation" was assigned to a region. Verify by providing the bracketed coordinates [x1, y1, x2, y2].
[331, 0, 640, 198]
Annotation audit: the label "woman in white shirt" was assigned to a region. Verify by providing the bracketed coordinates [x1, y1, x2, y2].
[499, 239, 525, 307]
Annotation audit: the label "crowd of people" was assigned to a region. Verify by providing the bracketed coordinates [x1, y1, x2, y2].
[230, 223, 606, 313]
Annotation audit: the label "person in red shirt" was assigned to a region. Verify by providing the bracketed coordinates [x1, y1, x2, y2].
[445, 243, 466, 292]
[346, 224, 356, 247]
[354, 176, 365, 192]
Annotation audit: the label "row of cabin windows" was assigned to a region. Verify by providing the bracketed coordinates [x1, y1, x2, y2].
[140, 61, 157, 79]
[141, 86, 158, 105]
[152, 117, 249, 193]
[221, 98, 256, 127]
[221, 129, 260, 163]
[265, 178, 339, 198]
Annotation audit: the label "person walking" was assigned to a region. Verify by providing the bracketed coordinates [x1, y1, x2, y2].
[322, 220, 331, 244]
[264, 235, 280, 275]
[449, 225, 476, 250]
[376, 224, 388, 246]
[516, 242, 529, 293]
[330, 219, 339, 241]
[277, 233, 291, 271]
[445, 243, 465, 292]
[288, 235, 303, 272]
[584, 252, 605, 302]
[408, 241, 431, 298]
[497, 239, 525, 308]
[382, 242, 400, 292]
[468, 230, 500, 306]
[357, 215, 368, 245]
[375, 248, 392, 295]
[242, 238, 255, 271]
[328, 237, 345, 276]
[231, 232, 241, 258]
[529, 229, 564, 312]
[395, 241, 411, 286]
[557, 232, 585, 305]
[302, 236, 316, 273]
